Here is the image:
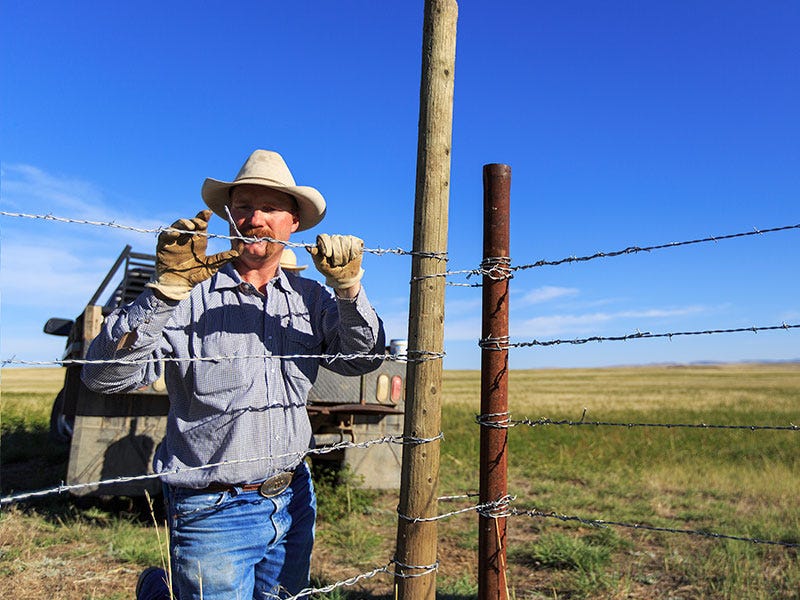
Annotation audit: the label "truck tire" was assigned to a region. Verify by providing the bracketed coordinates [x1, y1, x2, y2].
[49, 389, 74, 444]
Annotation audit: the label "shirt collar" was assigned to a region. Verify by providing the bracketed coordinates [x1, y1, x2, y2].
[209, 263, 241, 292]
[209, 262, 293, 294]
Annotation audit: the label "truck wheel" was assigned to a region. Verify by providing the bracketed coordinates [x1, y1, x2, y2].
[49, 389, 74, 444]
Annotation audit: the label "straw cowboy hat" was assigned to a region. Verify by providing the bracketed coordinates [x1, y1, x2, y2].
[280, 248, 308, 272]
[201, 150, 326, 232]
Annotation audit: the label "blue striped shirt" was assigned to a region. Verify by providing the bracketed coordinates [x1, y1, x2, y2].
[81, 263, 385, 488]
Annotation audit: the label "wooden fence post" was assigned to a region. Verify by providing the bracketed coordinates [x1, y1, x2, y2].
[394, 1, 458, 599]
[479, 164, 511, 600]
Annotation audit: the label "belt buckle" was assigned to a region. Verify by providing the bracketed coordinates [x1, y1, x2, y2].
[258, 472, 293, 498]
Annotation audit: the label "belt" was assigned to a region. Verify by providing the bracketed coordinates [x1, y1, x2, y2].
[200, 467, 297, 498]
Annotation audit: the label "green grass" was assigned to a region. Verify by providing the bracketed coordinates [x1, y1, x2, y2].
[2, 365, 799, 599]
[438, 364, 800, 599]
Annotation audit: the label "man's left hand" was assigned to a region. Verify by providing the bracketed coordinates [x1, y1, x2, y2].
[307, 234, 364, 295]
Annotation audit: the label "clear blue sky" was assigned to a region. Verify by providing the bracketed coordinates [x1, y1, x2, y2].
[2, 1, 798, 370]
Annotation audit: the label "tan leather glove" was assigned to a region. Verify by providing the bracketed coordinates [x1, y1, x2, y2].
[146, 210, 239, 300]
[307, 234, 365, 290]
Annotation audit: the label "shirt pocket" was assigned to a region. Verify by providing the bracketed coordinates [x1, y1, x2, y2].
[281, 320, 323, 394]
[190, 330, 252, 414]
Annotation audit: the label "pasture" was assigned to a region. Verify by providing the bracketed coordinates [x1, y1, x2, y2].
[1, 364, 798, 599]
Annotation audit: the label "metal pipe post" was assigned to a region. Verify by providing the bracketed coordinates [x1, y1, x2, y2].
[478, 163, 511, 600]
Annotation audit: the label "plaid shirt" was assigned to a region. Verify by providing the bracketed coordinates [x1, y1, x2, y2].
[82, 263, 385, 488]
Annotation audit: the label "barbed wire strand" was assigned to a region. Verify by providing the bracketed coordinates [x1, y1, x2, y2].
[480, 322, 800, 350]
[413, 222, 800, 284]
[0, 433, 443, 506]
[397, 495, 514, 523]
[438, 492, 480, 502]
[0, 211, 447, 260]
[264, 559, 439, 600]
[512, 223, 800, 271]
[509, 506, 800, 548]
[475, 412, 799, 432]
[8, 212, 797, 281]
[1, 349, 445, 368]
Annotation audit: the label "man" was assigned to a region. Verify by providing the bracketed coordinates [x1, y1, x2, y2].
[81, 149, 385, 600]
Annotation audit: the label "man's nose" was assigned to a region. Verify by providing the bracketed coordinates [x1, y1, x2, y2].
[247, 209, 271, 227]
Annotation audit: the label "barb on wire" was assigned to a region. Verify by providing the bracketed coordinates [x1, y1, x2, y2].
[1, 349, 446, 368]
[438, 492, 480, 502]
[0, 211, 446, 259]
[511, 223, 800, 271]
[0, 432, 444, 506]
[509, 506, 800, 548]
[476, 414, 799, 432]
[485, 322, 800, 350]
[411, 268, 484, 286]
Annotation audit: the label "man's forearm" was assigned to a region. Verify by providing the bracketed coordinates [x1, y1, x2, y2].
[81, 289, 175, 393]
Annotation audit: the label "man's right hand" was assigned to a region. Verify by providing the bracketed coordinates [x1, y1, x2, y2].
[146, 210, 239, 300]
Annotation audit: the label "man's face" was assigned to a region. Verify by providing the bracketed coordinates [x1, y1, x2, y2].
[228, 184, 299, 262]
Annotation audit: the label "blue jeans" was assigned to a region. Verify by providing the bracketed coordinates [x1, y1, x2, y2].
[159, 462, 316, 600]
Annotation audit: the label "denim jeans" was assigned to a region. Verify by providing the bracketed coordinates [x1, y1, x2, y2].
[159, 462, 316, 600]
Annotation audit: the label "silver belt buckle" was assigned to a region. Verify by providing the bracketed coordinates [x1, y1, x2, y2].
[258, 472, 293, 498]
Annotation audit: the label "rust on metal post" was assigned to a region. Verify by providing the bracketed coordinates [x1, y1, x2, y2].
[479, 163, 511, 600]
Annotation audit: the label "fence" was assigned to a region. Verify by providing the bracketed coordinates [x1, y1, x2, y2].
[1, 190, 798, 598]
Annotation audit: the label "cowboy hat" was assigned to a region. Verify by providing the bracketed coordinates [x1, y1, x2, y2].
[280, 248, 308, 272]
[201, 150, 326, 232]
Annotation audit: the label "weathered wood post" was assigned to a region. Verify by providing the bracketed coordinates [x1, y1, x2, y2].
[394, 1, 458, 598]
[479, 164, 511, 600]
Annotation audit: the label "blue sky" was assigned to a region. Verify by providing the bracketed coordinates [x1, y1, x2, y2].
[1, 1, 798, 370]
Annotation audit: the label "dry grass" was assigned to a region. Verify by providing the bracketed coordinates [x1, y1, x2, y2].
[446, 362, 800, 412]
[1, 367, 65, 393]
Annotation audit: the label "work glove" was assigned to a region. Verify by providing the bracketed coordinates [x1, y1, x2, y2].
[146, 210, 239, 300]
[308, 233, 365, 290]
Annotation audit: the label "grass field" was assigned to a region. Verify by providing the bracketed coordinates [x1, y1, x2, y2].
[1, 364, 798, 599]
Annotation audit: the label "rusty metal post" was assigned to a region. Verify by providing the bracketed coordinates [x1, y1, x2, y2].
[394, 1, 458, 599]
[478, 163, 511, 600]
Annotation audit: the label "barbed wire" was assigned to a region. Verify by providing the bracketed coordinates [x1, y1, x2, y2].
[0, 433, 443, 506]
[438, 492, 480, 502]
[409, 222, 800, 284]
[479, 322, 800, 350]
[474, 411, 799, 432]
[1, 349, 445, 368]
[511, 223, 800, 271]
[0, 211, 447, 260]
[264, 558, 439, 600]
[509, 505, 800, 548]
[397, 495, 514, 523]
[413, 256, 513, 287]
[395, 492, 799, 548]
[4, 213, 797, 284]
